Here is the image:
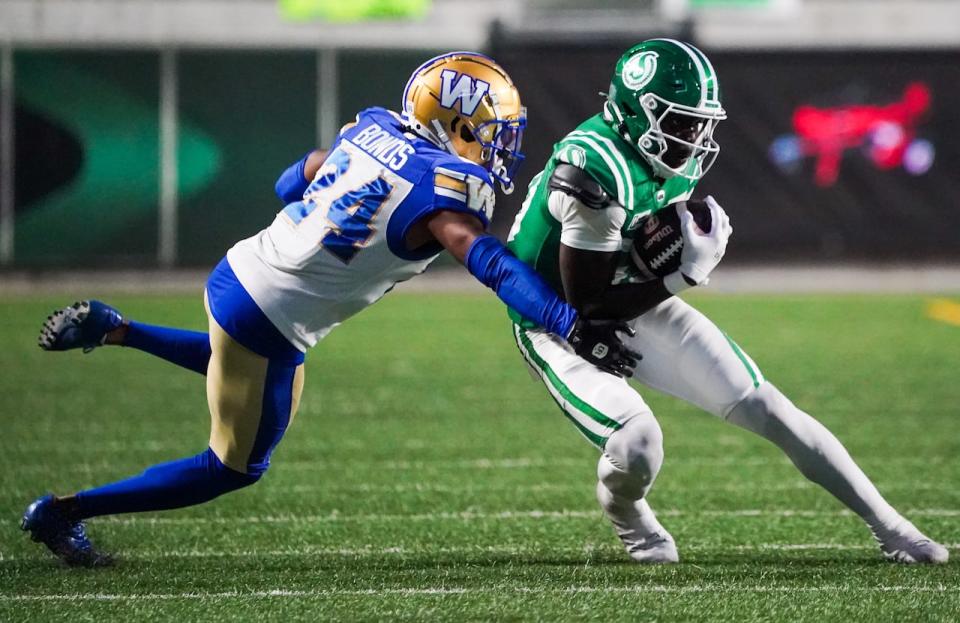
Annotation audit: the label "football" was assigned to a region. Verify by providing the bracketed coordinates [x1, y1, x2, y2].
[630, 199, 712, 280]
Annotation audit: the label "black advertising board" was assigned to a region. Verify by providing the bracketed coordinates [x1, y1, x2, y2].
[493, 44, 960, 263]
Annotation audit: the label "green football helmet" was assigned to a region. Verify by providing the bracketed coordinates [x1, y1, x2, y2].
[603, 39, 726, 181]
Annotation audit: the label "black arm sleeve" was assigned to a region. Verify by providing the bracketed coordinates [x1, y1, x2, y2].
[547, 163, 611, 210]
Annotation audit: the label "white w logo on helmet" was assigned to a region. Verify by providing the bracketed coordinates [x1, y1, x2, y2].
[439, 69, 491, 116]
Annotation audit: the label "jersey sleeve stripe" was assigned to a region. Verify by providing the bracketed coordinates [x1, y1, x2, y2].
[434, 173, 468, 193]
[557, 136, 624, 204]
[563, 133, 629, 208]
[569, 130, 635, 209]
[563, 134, 628, 205]
[435, 187, 468, 203]
[434, 166, 468, 181]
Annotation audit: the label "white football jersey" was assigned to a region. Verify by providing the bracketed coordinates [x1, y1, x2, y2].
[228, 108, 495, 351]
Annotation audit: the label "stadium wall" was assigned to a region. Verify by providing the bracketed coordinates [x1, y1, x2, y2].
[2, 42, 959, 267]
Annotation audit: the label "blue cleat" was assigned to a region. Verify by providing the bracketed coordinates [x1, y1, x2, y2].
[37, 300, 123, 353]
[21, 495, 113, 567]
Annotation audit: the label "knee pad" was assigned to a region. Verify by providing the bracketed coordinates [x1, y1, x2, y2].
[598, 412, 664, 500]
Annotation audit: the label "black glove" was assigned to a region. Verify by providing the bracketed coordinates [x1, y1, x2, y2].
[567, 318, 642, 378]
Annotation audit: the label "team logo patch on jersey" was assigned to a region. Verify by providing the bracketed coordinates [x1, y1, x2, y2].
[439, 70, 491, 116]
[621, 51, 659, 90]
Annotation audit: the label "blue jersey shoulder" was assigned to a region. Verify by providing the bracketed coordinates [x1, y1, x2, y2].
[343, 107, 493, 188]
[337, 108, 425, 182]
[338, 107, 496, 262]
[430, 155, 493, 188]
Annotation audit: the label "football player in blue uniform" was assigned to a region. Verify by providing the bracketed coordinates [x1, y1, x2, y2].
[21, 52, 639, 566]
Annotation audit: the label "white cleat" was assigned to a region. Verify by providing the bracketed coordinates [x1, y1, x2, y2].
[874, 519, 949, 564]
[622, 532, 679, 564]
[597, 482, 679, 564]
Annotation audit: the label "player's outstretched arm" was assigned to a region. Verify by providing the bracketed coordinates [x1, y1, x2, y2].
[274, 149, 329, 203]
[424, 210, 640, 377]
[425, 210, 577, 337]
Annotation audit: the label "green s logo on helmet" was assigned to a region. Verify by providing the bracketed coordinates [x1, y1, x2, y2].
[604, 39, 726, 182]
[621, 51, 659, 90]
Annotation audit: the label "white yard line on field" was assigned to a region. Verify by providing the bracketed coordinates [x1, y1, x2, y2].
[2, 584, 957, 603]
[90, 507, 959, 526]
[278, 481, 951, 494]
[5, 542, 960, 563]
[11, 454, 952, 474]
[269, 455, 955, 469]
[4, 481, 954, 499]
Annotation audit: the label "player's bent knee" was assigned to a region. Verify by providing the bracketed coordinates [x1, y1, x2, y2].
[598, 412, 663, 499]
[203, 447, 262, 495]
[726, 383, 798, 437]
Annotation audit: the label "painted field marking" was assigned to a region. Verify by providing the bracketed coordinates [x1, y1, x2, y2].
[276, 480, 951, 494]
[87, 507, 960, 526]
[3, 584, 957, 602]
[5, 481, 955, 499]
[6, 542, 960, 563]
[10, 454, 952, 474]
[925, 298, 960, 327]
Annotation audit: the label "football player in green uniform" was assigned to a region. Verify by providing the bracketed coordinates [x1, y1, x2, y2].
[507, 39, 947, 564]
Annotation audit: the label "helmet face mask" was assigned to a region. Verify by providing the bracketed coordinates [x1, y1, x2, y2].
[401, 51, 526, 193]
[477, 114, 526, 193]
[658, 111, 707, 167]
[604, 39, 726, 181]
[634, 92, 723, 179]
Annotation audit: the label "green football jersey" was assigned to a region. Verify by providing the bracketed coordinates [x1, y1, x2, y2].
[506, 114, 698, 327]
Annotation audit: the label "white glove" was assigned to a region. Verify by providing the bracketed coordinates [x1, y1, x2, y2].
[665, 196, 733, 293]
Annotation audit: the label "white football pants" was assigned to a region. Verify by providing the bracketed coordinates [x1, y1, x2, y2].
[513, 296, 902, 533]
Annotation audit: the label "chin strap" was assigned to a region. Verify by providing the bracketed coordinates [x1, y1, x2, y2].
[430, 119, 460, 157]
[495, 162, 515, 195]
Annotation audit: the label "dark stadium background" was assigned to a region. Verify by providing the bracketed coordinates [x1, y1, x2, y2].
[10, 46, 960, 268]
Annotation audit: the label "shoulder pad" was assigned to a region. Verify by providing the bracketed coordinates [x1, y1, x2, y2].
[548, 163, 611, 210]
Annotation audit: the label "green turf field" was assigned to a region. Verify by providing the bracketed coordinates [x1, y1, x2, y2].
[1, 292, 958, 621]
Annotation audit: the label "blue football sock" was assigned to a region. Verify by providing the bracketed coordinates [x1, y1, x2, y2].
[123, 322, 211, 375]
[73, 448, 259, 520]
